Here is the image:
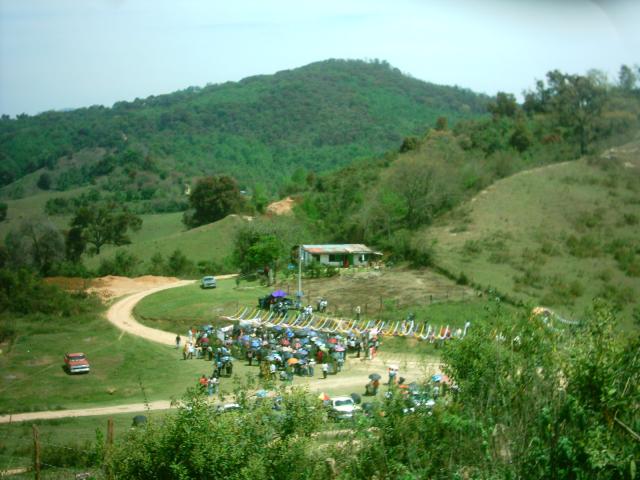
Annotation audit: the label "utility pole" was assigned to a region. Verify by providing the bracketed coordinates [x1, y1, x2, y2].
[297, 245, 303, 308]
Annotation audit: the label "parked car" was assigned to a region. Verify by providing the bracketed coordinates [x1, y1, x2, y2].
[328, 396, 357, 420]
[64, 352, 90, 374]
[201, 276, 217, 289]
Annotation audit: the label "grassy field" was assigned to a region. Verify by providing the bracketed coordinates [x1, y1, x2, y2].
[0, 186, 87, 240]
[0, 410, 167, 474]
[423, 143, 640, 330]
[83, 213, 249, 270]
[0, 300, 234, 415]
[134, 271, 495, 336]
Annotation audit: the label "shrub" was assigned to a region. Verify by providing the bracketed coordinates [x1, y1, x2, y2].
[565, 234, 601, 258]
[97, 250, 140, 277]
[462, 239, 482, 257]
[621, 212, 639, 226]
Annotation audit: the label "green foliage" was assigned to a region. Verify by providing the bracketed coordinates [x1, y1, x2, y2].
[0, 268, 97, 317]
[0, 59, 488, 196]
[166, 248, 194, 276]
[105, 387, 325, 479]
[97, 250, 140, 277]
[4, 219, 65, 275]
[69, 203, 143, 255]
[183, 175, 244, 228]
[0, 202, 6, 222]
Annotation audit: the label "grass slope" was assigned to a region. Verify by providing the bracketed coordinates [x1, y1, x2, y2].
[424, 143, 640, 330]
[83, 213, 249, 270]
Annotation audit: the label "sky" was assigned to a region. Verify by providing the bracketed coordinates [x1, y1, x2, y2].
[1, 0, 639, 116]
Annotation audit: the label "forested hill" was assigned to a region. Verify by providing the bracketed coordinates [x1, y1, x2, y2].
[0, 59, 488, 193]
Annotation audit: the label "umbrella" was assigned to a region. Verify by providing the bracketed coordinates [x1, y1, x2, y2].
[286, 330, 295, 338]
[272, 325, 283, 332]
[294, 342, 302, 349]
[369, 373, 382, 381]
[299, 337, 310, 345]
[251, 340, 261, 348]
[318, 392, 330, 401]
[298, 348, 309, 356]
[281, 346, 293, 353]
[241, 335, 251, 342]
[280, 338, 290, 346]
[272, 290, 287, 298]
[328, 337, 338, 344]
[432, 374, 442, 383]
[287, 357, 299, 365]
[267, 353, 282, 362]
[334, 345, 346, 352]
[255, 389, 268, 398]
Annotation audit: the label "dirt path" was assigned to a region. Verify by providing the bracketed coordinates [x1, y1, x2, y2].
[105, 279, 195, 345]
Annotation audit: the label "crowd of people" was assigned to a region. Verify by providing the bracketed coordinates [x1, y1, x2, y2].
[177, 319, 385, 392]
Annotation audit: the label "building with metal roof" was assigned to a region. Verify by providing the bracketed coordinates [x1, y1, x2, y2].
[295, 244, 382, 268]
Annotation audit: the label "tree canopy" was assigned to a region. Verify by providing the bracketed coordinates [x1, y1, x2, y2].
[183, 175, 244, 228]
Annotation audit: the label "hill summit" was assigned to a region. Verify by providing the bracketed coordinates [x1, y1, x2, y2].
[0, 59, 488, 196]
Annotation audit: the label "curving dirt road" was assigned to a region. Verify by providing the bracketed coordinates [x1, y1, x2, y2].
[105, 279, 195, 345]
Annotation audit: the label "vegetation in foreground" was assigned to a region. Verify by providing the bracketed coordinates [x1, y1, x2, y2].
[96, 301, 639, 479]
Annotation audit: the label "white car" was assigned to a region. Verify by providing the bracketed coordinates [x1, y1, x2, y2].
[201, 276, 217, 289]
[329, 396, 357, 420]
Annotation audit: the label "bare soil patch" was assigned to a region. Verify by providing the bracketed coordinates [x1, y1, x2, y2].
[266, 196, 295, 215]
[290, 267, 474, 312]
[46, 275, 181, 302]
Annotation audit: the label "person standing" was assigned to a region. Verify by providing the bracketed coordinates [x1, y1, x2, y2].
[308, 358, 316, 377]
[355, 305, 361, 321]
[198, 374, 208, 394]
[322, 362, 329, 379]
[175, 334, 181, 349]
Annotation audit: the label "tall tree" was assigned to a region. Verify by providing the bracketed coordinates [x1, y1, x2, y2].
[69, 203, 142, 255]
[184, 175, 244, 228]
[4, 219, 65, 275]
[545, 70, 606, 154]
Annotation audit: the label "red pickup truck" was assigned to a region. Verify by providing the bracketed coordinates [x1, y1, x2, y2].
[64, 352, 90, 374]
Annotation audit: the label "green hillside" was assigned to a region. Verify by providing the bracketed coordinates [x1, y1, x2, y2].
[424, 141, 640, 329]
[0, 59, 488, 200]
[83, 213, 249, 271]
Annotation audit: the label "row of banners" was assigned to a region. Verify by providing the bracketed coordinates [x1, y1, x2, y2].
[222, 307, 471, 341]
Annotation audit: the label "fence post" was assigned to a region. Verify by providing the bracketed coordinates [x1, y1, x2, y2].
[107, 418, 114, 449]
[33, 424, 40, 480]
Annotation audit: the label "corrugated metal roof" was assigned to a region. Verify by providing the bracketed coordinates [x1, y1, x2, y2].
[300, 244, 378, 254]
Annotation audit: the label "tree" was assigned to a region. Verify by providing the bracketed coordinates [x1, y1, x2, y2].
[435, 116, 448, 131]
[69, 203, 142, 255]
[184, 175, 244, 228]
[0, 202, 7, 222]
[234, 227, 286, 284]
[4, 219, 65, 275]
[37, 172, 52, 190]
[488, 92, 518, 118]
[618, 64, 637, 92]
[543, 70, 606, 154]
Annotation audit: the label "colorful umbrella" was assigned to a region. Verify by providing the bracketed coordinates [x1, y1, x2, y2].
[369, 373, 382, 381]
[328, 338, 338, 344]
[318, 392, 330, 401]
[287, 357, 299, 365]
[334, 345, 346, 352]
[272, 290, 287, 297]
